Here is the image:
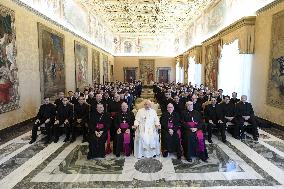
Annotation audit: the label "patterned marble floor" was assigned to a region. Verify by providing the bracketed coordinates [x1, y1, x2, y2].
[0, 128, 284, 189]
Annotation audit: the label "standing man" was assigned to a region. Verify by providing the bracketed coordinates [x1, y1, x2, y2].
[133, 100, 161, 158]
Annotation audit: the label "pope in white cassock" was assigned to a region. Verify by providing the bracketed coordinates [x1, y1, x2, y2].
[133, 100, 161, 158]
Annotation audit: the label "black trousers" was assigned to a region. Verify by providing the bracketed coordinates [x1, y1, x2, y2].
[224, 117, 242, 138]
[53, 120, 72, 140]
[31, 120, 53, 141]
[71, 121, 87, 140]
[207, 121, 226, 141]
[237, 116, 258, 138]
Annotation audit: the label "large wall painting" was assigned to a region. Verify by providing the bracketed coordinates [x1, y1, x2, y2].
[267, 10, 284, 109]
[92, 49, 100, 84]
[0, 4, 19, 114]
[74, 41, 88, 90]
[38, 23, 65, 98]
[102, 54, 108, 83]
[204, 41, 220, 90]
[139, 59, 155, 85]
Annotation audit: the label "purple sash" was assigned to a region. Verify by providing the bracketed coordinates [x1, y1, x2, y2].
[96, 123, 104, 129]
[186, 122, 197, 128]
[168, 122, 174, 129]
[196, 130, 205, 152]
[120, 123, 130, 155]
[120, 123, 129, 129]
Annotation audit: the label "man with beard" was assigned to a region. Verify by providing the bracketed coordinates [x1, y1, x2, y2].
[160, 103, 181, 159]
[87, 104, 111, 159]
[114, 102, 135, 157]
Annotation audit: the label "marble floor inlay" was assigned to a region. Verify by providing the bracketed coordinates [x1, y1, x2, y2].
[0, 127, 283, 188]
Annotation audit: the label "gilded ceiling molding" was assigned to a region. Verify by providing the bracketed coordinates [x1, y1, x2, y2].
[256, 0, 284, 15]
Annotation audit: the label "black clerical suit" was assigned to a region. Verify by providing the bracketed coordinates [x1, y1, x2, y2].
[220, 102, 240, 139]
[160, 111, 181, 159]
[204, 104, 226, 142]
[87, 112, 111, 159]
[160, 97, 174, 113]
[114, 111, 135, 157]
[53, 103, 74, 142]
[73, 103, 90, 142]
[235, 102, 258, 140]
[172, 101, 184, 115]
[30, 103, 56, 143]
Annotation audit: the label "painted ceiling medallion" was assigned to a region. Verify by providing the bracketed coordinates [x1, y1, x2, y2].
[79, 0, 214, 36]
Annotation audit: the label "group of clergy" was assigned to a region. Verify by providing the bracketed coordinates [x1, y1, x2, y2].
[154, 82, 259, 161]
[28, 81, 142, 158]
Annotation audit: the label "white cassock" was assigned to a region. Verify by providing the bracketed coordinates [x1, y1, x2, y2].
[134, 107, 160, 158]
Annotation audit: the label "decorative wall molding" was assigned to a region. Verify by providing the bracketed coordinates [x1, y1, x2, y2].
[256, 0, 284, 15]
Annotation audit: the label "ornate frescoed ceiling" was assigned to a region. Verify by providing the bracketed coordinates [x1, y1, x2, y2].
[78, 0, 214, 37]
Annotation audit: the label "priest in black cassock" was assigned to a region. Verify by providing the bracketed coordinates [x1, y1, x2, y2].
[29, 97, 56, 144]
[114, 102, 135, 157]
[87, 104, 111, 159]
[160, 103, 181, 159]
[181, 101, 208, 162]
[53, 97, 74, 143]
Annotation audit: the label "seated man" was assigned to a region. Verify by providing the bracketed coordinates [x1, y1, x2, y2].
[181, 101, 208, 162]
[235, 95, 258, 141]
[133, 100, 161, 158]
[160, 103, 181, 159]
[114, 102, 135, 157]
[220, 96, 241, 139]
[53, 97, 73, 143]
[72, 96, 89, 143]
[29, 97, 56, 144]
[204, 97, 226, 143]
[87, 104, 110, 159]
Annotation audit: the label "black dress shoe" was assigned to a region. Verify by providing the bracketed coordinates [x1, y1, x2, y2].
[153, 155, 157, 158]
[253, 137, 258, 141]
[162, 151, 168, 157]
[70, 138, 75, 143]
[54, 138, 59, 143]
[222, 139, 227, 143]
[177, 155, 181, 160]
[63, 138, 69, 142]
[208, 139, 213, 143]
[44, 140, 50, 144]
[116, 154, 120, 158]
[187, 158, 192, 162]
[29, 139, 36, 144]
[87, 155, 93, 160]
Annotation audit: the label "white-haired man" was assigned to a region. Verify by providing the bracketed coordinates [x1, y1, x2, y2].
[133, 100, 161, 158]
